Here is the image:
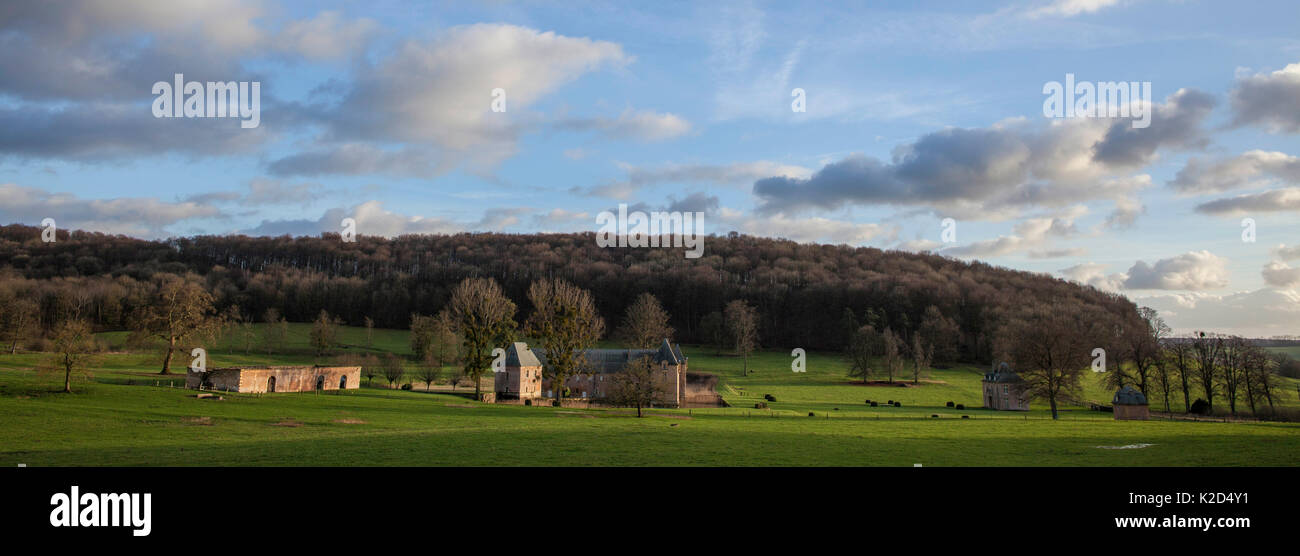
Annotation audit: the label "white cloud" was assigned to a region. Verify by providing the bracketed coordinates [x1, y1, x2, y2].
[1123, 250, 1230, 291]
[1024, 0, 1123, 19]
[1262, 261, 1300, 288]
[1195, 187, 1300, 216]
[573, 160, 812, 199]
[1060, 262, 1127, 291]
[1229, 62, 1300, 134]
[1139, 289, 1300, 337]
[1170, 150, 1300, 195]
[1272, 244, 1300, 261]
[715, 207, 895, 246]
[0, 183, 222, 237]
[560, 109, 692, 142]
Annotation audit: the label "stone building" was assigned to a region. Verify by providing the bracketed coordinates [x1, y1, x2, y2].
[982, 362, 1030, 411]
[1112, 385, 1150, 420]
[494, 339, 688, 407]
[186, 365, 361, 393]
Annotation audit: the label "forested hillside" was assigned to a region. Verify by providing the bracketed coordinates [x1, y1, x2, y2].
[0, 224, 1137, 361]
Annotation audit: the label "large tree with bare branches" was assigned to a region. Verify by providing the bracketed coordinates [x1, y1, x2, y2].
[131, 274, 218, 374]
[997, 304, 1107, 420]
[616, 292, 674, 349]
[724, 299, 758, 375]
[607, 355, 664, 417]
[447, 277, 517, 400]
[526, 278, 604, 405]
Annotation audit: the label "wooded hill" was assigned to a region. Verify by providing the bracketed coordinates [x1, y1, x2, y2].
[0, 224, 1137, 362]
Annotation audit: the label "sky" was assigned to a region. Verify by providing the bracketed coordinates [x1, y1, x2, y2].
[1, 0, 1299, 337]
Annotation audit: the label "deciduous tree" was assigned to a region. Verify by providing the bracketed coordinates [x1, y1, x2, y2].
[616, 292, 673, 349]
[447, 277, 517, 400]
[526, 278, 604, 405]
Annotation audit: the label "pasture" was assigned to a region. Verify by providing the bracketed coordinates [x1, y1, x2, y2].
[0, 324, 1296, 466]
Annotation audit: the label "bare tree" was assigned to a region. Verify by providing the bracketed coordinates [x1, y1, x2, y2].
[309, 309, 341, 356]
[447, 277, 517, 400]
[263, 308, 287, 354]
[364, 316, 375, 349]
[381, 354, 405, 389]
[0, 293, 38, 354]
[1166, 340, 1195, 411]
[911, 334, 932, 385]
[845, 324, 879, 384]
[526, 278, 604, 405]
[617, 292, 674, 349]
[1219, 336, 1248, 416]
[415, 358, 442, 391]
[997, 304, 1106, 420]
[1191, 331, 1223, 413]
[428, 311, 460, 369]
[724, 300, 759, 375]
[131, 274, 218, 374]
[880, 327, 903, 384]
[606, 355, 664, 417]
[410, 313, 438, 361]
[45, 319, 99, 393]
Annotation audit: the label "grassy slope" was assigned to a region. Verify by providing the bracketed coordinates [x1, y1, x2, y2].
[0, 324, 1296, 466]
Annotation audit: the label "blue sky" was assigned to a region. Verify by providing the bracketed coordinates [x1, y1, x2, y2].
[2, 0, 1299, 336]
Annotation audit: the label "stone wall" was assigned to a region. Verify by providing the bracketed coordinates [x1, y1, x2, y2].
[186, 366, 361, 393]
[1113, 404, 1150, 420]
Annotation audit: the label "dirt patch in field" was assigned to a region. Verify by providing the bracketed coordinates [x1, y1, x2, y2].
[332, 418, 367, 424]
[270, 419, 302, 427]
[182, 416, 213, 426]
[1096, 443, 1156, 450]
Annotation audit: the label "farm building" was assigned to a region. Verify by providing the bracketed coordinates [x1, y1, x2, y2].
[495, 339, 688, 407]
[982, 362, 1030, 411]
[186, 365, 361, 393]
[1112, 386, 1150, 420]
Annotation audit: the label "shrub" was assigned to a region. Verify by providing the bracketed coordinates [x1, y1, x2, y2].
[946, 401, 955, 408]
[870, 402, 879, 407]
[400, 383, 413, 391]
[754, 402, 768, 409]
[1189, 398, 1211, 415]
[893, 401, 902, 407]
[955, 404, 965, 410]
[931, 414, 939, 418]
[808, 412, 816, 417]
[764, 394, 776, 402]
[865, 399, 873, 404]
[887, 399, 894, 404]
[961, 415, 970, 419]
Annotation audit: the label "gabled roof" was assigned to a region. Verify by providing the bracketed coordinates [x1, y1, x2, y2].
[524, 340, 686, 374]
[984, 361, 1023, 383]
[505, 342, 542, 368]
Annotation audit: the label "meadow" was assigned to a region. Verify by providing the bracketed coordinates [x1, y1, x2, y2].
[0, 324, 1297, 466]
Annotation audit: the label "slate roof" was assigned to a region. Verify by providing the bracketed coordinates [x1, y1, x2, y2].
[983, 361, 1024, 383]
[1112, 385, 1148, 405]
[525, 339, 686, 374]
[504, 342, 542, 367]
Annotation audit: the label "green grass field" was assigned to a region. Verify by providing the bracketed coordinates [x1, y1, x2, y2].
[1, 324, 1297, 466]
